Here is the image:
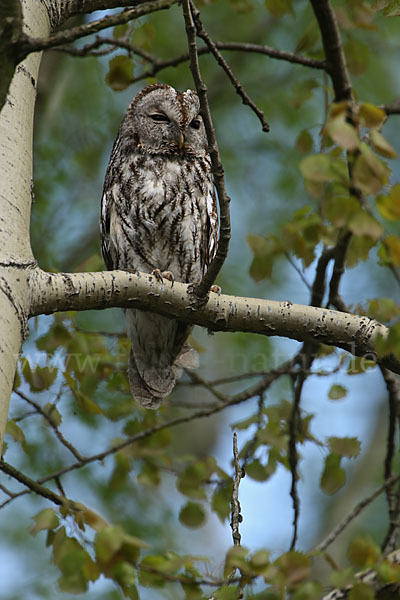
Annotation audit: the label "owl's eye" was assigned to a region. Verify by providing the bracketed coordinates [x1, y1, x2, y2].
[150, 113, 170, 123]
[189, 118, 201, 130]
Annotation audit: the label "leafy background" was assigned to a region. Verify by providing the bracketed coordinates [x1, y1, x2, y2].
[2, 0, 400, 598]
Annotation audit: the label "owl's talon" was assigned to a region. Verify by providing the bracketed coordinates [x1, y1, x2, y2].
[162, 271, 175, 287]
[210, 285, 222, 295]
[151, 268, 164, 284]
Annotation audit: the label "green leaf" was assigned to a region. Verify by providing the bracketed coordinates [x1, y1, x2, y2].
[5, 420, 26, 449]
[30, 508, 59, 535]
[367, 297, 400, 322]
[382, 235, 400, 267]
[348, 536, 380, 568]
[274, 551, 311, 586]
[211, 481, 233, 523]
[300, 154, 333, 182]
[246, 459, 272, 482]
[214, 586, 240, 600]
[376, 185, 400, 220]
[64, 371, 104, 415]
[247, 234, 279, 281]
[348, 582, 375, 600]
[249, 550, 270, 574]
[348, 211, 383, 241]
[43, 403, 62, 426]
[53, 534, 100, 594]
[296, 130, 314, 154]
[292, 581, 323, 600]
[328, 436, 361, 458]
[224, 546, 249, 577]
[320, 453, 346, 494]
[265, 0, 294, 17]
[328, 384, 347, 400]
[95, 525, 124, 565]
[179, 502, 206, 529]
[375, 321, 400, 359]
[177, 458, 216, 500]
[105, 56, 134, 91]
[352, 143, 390, 196]
[137, 460, 161, 487]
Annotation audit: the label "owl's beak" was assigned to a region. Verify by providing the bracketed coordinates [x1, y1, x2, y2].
[178, 131, 185, 150]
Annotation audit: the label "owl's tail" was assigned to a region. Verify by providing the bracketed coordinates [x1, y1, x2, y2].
[126, 309, 199, 409]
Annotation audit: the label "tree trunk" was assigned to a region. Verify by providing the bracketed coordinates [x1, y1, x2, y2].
[0, 1, 50, 450]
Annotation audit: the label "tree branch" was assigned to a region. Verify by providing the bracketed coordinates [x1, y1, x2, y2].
[15, 0, 178, 62]
[182, 0, 231, 299]
[309, 0, 353, 102]
[27, 267, 400, 374]
[190, 2, 270, 133]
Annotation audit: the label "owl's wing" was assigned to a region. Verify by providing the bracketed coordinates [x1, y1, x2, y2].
[100, 136, 125, 271]
[205, 186, 219, 268]
[100, 190, 114, 270]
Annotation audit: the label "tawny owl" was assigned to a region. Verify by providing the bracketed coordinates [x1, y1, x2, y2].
[100, 84, 218, 409]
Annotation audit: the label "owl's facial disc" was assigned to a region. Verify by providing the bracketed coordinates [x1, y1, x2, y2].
[129, 88, 207, 156]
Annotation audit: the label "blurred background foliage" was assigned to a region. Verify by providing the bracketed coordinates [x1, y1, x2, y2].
[2, 0, 400, 598]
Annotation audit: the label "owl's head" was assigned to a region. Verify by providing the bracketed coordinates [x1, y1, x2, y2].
[123, 84, 208, 156]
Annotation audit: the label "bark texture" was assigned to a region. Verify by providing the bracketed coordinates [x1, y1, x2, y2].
[0, 0, 49, 451]
[27, 267, 398, 373]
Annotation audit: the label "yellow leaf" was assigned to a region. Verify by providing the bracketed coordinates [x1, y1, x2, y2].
[376, 185, 400, 220]
[325, 115, 360, 150]
[384, 235, 400, 266]
[359, 103, 386, 129]
[370, 129, 397, 158]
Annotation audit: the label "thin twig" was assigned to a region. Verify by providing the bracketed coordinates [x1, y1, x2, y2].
[16, 0, 178, 60]
[284, 252, 312, 291]
[381, 368, 400, 553]
[0, 460, 80, 510]
[315, 474, 400, 552]
[14, 389, 85, 462]
[190, 2, 269, 133]
[230, 432, 244, 547]
[0, 359, 297, 509]
[181, 0, 231, 300]
[55, 37, 326, 70]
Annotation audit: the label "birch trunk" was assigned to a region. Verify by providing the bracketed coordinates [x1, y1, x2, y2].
[0, 1, 50, 450]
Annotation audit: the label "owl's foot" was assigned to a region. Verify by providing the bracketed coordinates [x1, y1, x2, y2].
[162, 271, 175, 287]
[151, 269, 175, 287]
[210, 285, 222, 295]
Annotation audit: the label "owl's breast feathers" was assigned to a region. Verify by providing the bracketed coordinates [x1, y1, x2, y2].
[101, 150, 218, 284]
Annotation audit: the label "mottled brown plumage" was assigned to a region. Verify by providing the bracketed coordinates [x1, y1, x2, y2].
[100, 84, 218, 408]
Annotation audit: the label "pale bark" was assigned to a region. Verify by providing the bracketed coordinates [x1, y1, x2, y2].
[0, 0, 49, 452]
[27, 267, 399, 373]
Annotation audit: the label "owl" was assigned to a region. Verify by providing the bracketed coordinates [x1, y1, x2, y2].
[100, 84, 218, 409]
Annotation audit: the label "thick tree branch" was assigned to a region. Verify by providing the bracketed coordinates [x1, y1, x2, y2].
[27, 268, 400, 374]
